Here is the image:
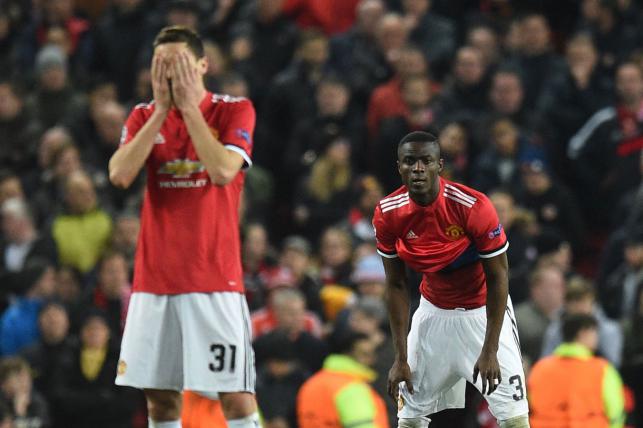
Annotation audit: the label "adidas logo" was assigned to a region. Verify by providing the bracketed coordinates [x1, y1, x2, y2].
[406, 230, 418, 240]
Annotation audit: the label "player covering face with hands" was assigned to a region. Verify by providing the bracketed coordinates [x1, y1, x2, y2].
[373, 131, 530, 428]
[110, 26, 258, 428]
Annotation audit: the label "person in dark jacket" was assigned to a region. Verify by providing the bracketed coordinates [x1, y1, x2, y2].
[50, 310, 139, 428]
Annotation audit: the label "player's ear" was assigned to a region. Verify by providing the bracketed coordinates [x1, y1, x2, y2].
[397, 160, 402, 175]
[438, 158, 444, 173]
[197, 56, 208, 75]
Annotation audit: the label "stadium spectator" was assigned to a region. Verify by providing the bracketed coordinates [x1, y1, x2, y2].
[242, 222, 277, 310]
[466, 25, 501, 70]
[401, 0, 456, 80]
[20, 301, 71, 401]
[252, 284, 323, 341]
[528, 313, 625, 427]
[293, 136, 354, 239]
[471, 118, 545, 194]
[621, 281, 643, 427]
[51, 171, 113, 274]
[86, 251, 131, 335]
[489, 190, 538, 303]
[338, 175, 383, 244]
[438, 121, 470, 184]
[318, 227, 354, 287]
[26, 44, 87, 130]
[256, 29, 330, 170]
[0, 197, 57, 278]
[254, 330, 308, 428]
[278, 236, 323, 318]
[541, 277, 623, 367]
[568, 61, 643, 225]
[536, 33, 613, 175]
[0, 260, 56, 356]
[515, 265, 566, 364]
[375, 74, 439, 191]
[516, 159, 586, 254]
[0, 80, 42, 173]
[599, 229, 643, 321]
[297, 331, 388, 428]
[287, 75, 363, 180]
[91, 0, 150, 101]
[0, 174, 24, 208]
[439, 46, 489, 122]
[328, 0, 388, 109]
[50, 310, 139, 428]
[506, 13, 566, 111]
[366, 44, 428, 141]
[0, 357, 50, 428]
[281, 0, 360, 36]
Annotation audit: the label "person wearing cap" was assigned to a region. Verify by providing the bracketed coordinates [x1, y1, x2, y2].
[352, 253, 387, 299]
[516, 157, 586, 254]
[297, 331, 389, 428]
[528, 313, 625, 428]
[27, 44, 86, 129]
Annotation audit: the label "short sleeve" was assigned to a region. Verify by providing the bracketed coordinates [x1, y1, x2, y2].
[373, 205, 398, 258]
[466, 193, 508, 258]
[119, 106, 147, 146]
[219, 98, 256, 168]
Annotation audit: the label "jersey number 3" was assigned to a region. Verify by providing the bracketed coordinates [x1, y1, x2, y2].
[209, 343, 237, 372]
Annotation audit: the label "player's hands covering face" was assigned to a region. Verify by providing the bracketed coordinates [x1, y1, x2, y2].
[171, 51, 203, 112]
[473, 349, 501, 395]
[151, 53, 171, 113]
[387, 359, 414, 402]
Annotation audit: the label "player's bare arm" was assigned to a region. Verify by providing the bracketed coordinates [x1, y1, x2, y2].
[109, 53, 170, 188]
[171, 51, 245, 185]
[474, 252, 509, 396]
[382, 256, 414, 402]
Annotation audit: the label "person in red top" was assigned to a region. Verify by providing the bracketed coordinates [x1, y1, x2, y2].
[109, 26, 259, 428]
[373, 131, 530, 428]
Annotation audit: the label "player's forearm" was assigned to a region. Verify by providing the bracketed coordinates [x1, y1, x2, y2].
[181, 107, 241, 185]
[386, 283, 410, 361]
[109, 110, 166, 188]
[483, 272, 509, 352]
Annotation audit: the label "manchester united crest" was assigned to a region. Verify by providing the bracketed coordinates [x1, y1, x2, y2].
[445, 224, 464, 240]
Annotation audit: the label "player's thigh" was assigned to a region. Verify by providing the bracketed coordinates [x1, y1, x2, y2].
[399, 304, 464, 418]
[178, 292, 255, 393]
[455, 306, 528, 421]
[116, 292, 183, 390]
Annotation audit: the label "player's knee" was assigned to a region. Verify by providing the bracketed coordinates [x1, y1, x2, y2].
[144, 389, 182, 421]
[219, 391, 257, 419]
[398, 416, 431, 428]
[498, 414, 530, 428]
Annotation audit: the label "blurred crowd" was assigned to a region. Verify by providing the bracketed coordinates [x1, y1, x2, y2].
[0, 0, 642, 427]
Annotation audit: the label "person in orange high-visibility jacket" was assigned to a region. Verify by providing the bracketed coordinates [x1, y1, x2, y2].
[528, 313, 625, 428]
[181, 391, 227, 428]
[297, 331, 389, 428]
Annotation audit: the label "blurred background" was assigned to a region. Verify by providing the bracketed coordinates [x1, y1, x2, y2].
[0, 0, 641, 427]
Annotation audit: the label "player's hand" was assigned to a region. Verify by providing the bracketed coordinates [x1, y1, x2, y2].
[473, 348, 501, 395]
[171, 51, 202, 112]
[151, 53, 171, 113]
[388, 359, 413, 402]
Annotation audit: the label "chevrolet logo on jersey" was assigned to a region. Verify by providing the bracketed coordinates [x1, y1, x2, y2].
[158, 159, 205, 178]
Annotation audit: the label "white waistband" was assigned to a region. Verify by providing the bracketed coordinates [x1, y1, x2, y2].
[419, 297, 486, 317]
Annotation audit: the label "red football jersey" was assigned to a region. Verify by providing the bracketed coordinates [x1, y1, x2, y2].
[373, 177, 508, 309]
[121, 93, 255, 294]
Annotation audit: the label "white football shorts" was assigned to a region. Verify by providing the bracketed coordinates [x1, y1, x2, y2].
[398, 297, 528, 422]
[115, 291, 255, 393]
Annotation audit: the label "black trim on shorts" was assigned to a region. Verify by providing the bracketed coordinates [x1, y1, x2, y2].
[505, 306, 522, 358]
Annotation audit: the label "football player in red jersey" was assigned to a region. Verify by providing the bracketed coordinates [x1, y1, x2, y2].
[374, 131, 530, 428]
[109, 26, 259, 428]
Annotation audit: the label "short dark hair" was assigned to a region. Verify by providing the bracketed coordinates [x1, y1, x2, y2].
[153, 25, 204, 58]
[562, 313, 598, 342]
[331, 330, 371, 355]
[398, 131, 440, 150]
